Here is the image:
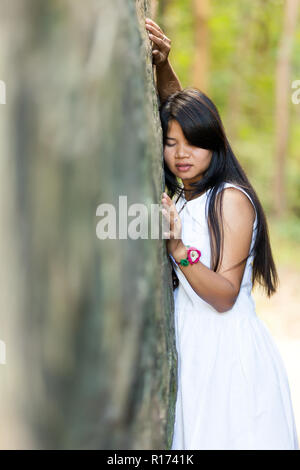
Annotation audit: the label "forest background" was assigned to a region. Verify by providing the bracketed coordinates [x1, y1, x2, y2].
[153, 0, 300, 440]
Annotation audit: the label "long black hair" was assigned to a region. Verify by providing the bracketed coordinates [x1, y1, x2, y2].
[159, 87, 278, 297]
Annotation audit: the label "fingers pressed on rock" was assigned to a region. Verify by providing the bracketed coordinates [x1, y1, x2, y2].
[148, 19, 163, 34]
[149, 34, 163, 45]
[145, 23, 161, 36]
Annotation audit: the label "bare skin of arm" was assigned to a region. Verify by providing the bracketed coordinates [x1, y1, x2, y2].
[155, 59, 182, 104]
[162, 188, 256, 313]
[145, 18, 182, 103]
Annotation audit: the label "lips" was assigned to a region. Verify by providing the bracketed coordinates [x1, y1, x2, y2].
[176, 164, 192, 171]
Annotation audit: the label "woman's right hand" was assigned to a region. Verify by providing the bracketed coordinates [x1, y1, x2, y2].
[145, 17, 171, 67]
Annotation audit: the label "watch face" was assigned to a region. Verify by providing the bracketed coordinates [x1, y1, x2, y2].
[187, 247, 201, 264]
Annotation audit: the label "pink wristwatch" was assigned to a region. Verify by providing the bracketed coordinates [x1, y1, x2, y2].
[175, 245, 202, 267]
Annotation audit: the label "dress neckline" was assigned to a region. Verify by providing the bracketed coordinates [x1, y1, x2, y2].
[181, 188, 209, 203]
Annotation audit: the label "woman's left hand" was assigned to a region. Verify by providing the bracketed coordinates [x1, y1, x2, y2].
[161, 192, 183, 257]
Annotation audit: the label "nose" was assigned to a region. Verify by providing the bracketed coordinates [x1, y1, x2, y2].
[176, 143, 191, 159]
[176, 151, 191, 159]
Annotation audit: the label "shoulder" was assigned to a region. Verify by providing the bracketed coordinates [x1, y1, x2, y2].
[218, 185, 256, 227]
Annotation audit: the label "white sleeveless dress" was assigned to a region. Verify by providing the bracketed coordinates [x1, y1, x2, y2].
[169, 182, 299, 450]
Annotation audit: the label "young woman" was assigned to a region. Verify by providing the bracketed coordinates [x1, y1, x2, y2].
[145, 18, 299, 450]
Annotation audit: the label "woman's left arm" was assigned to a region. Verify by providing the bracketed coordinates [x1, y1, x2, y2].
[162, 188, 255, 313]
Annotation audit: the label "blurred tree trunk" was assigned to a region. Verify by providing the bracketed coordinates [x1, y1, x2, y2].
[156, 0, 172, 30]
[192, 0, 210, 93]
[225, 4, 253, 141]
[0, 0, 177, 449]
[274, 0, 299, 216]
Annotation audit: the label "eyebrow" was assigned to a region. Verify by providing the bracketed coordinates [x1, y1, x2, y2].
[166, 137, 176, 140]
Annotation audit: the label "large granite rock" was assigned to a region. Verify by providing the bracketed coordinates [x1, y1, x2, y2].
[0, 0, 176, 449]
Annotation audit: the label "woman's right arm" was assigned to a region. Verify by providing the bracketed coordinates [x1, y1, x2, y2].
[155, 58, 182, 104]
[145, 18, 182, 103]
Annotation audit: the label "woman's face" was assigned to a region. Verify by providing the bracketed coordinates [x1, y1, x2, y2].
[163, 119, 213, 187]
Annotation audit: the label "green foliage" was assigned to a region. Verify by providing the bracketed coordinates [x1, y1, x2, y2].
[270, 215, 300, 266]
